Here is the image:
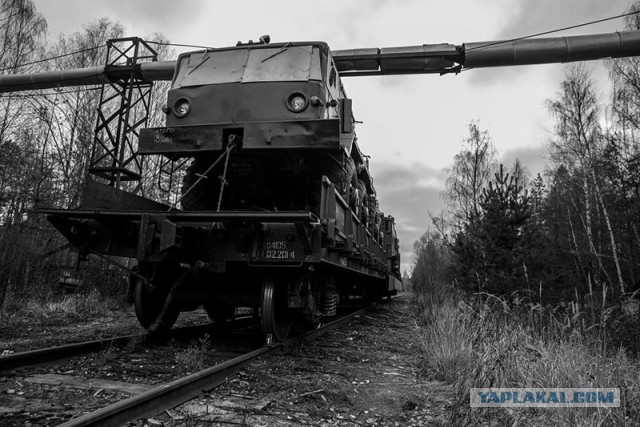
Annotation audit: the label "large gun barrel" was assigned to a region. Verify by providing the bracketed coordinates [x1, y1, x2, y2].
[464, 30, 640, 68]
[0, 60, 175, 93]
[2, 30, 640, 93]
[333, 30, 640, 76]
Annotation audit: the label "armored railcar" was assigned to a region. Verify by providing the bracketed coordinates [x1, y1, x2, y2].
[42, 39, 401, 341]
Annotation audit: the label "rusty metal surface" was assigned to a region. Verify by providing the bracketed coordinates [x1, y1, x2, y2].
[139, 119, 341, 155]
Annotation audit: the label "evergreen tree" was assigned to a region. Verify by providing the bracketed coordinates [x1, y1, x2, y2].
[450, 164, 563, 300]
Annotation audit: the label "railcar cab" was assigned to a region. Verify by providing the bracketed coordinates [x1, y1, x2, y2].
[138, 38, 356, 156]
[137, 37, 371, 216]
[168, 41, 336, 122]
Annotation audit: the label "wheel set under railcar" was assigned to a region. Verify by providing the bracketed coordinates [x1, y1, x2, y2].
[132, 261, 380, 342]
[142, 174, 400, 342]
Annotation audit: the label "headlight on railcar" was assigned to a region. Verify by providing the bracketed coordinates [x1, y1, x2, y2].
[174, 98, 191, 118]
[285, 92, 308, 113]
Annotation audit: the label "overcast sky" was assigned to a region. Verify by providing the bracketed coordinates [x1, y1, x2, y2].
[31, 0, 637, 273]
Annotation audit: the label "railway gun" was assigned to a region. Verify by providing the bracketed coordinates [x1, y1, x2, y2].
[2, 29, 640, 341]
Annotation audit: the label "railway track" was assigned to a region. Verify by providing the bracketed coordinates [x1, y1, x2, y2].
[0, 316, 262, 373]
[0, 322, 219, 373]
[57, 305, 370, 426]
[0, 334, 140, 374]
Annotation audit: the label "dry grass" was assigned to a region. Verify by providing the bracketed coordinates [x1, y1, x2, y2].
[173, 334, 212, 374]
[417, 297, 475, 384]
[412, 282, 640, 425]
[1, 290, 124, 325]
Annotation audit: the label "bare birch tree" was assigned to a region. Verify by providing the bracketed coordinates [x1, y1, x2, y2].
[444, 121, 497, 227]
[547, 64, 625, 293]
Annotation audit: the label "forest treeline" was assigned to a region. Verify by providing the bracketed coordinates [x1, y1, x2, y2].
[410, 8, 640, 423]
[0, 0, 176, 310]
[413, 8, 640, 306]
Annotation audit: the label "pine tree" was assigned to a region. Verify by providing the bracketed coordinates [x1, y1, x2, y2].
[451, 164, 562, 299]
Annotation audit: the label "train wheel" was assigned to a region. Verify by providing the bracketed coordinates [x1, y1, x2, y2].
[134, 278, 179, 331]
[261, 278, 292, 342]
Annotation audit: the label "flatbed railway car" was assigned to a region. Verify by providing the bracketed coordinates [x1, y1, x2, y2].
[39, 39, 402, 342]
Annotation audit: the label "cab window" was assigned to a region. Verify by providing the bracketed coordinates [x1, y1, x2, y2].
[173, 45, 323, 87]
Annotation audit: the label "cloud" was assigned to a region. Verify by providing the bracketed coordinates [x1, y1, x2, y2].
[33, 0, 206, 41]
[465, 66, 533, 87]
[370, 147, 549, 272]
[99, 0, 205, 37]
[499, 145, 548, 179]
[495, 0, 631, 40]
[378, 75, 412, 89]
[372, 161, 447, 272]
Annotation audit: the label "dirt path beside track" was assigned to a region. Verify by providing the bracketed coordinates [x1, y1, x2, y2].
[161, 297, 454, 426]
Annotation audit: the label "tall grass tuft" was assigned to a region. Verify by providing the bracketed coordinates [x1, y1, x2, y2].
[174, 334, 212, 373]
[415, 282, 475, 384]
[413, 280, 640, 425]
[2, 290, 125, 326]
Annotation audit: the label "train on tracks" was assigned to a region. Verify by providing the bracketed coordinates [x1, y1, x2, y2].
[2, 29, 640, 341]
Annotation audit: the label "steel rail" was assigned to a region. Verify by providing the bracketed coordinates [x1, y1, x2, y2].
[59, 306, 369, 427]
[0, 334, 137, 373]
[0, 322, 220, 373]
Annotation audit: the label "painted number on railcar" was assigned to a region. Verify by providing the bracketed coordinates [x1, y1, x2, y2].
[262, 241, 295, 259]
[152, 128, 176, 144]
